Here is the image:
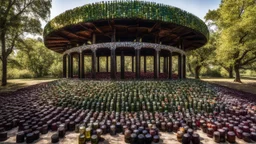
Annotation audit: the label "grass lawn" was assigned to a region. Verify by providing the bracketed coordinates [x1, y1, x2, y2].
[201, 77, 256, 95]
[0, 78, 57, 92]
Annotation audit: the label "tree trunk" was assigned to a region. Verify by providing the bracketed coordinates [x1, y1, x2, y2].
[1, 32, 7, 86]
[195, 66, 201, 79]
[188, 63, 194, 75]
[1, 57, 7, 86]
[234, 64, 242, 83]
[228, 66, 233, 78]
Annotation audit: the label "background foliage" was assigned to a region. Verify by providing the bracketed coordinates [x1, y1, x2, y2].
[1, 0, 255, 82]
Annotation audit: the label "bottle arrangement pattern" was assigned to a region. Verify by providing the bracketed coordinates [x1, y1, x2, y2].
[0, 79, 255, 143]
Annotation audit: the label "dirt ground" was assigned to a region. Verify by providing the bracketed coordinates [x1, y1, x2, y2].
[0, 78, 255, 144]
[0, 78, 56, 92]
[3, 128, 249, 144]
[1, 77, 256, 95]
[202, 78, 256, 95]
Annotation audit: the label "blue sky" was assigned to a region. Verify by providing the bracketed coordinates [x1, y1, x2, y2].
[42, 0, 221, 28]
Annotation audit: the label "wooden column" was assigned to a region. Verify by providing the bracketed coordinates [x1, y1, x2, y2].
[92, 33, 96, 79]
[115, 55, 117, 73]
[144, 56, 147, 73]
[135, 48, 140, 79]
[154, 50, 159, 79]
[92, 50, 96, 79]
[178, 54, 183, 79]
[106, 56, 109, 72]
[111, 28, 116, 42]
[111, 48, 116, 79]
[63, 55, 67, 78]
[68, 54, 71, 78]
[183, 55, 186, 79]
[78, 54, 80, 78]
[80, 52, 85, 78]
[97, 56, 100, 72]
[70, 54, 73, 78]
[169, 52, 173, 79]
[121, 51, 125, 79]
[164, 57, 168, 74]
[132, 56, 134, 72]
[92, 33, 96, 44]
[159, 56, 161, 74]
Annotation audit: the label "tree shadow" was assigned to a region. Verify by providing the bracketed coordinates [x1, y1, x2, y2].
[0, 82, 27, 93]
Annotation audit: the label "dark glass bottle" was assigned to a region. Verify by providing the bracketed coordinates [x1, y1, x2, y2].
[213, 131, 220, 143]
[91, 135, 98, 144]
[192, 133, 200, 144]
[78, 134, 85, 144]
[227, 131, 236, 143]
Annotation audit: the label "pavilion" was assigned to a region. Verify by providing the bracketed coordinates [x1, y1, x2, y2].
[43, 1, 209, 79]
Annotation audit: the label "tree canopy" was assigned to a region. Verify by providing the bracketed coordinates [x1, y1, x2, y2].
[0, 0, 52, 86]
[205, 0, 256, 82]
[187, 32, 217, 79]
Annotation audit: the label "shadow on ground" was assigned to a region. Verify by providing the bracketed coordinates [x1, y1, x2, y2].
[202, 78, 256, 95]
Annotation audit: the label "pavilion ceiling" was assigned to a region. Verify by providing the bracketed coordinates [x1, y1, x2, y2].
[44, 19, 207, 53]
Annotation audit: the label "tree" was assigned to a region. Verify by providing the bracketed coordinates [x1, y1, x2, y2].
[16, 38, 56, 77]
[205, 0, 256, 83]
[187, 33, 217, 79]
[0, 0, 52, 86]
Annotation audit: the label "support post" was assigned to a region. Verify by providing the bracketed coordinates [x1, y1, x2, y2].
[92, 50, 96, 79]
[70, 54, 73, 78]
[159, 56, 161, 74]
[135, 48, 140, 79]
[183, 55, 186, 79]
[115, 55, 117, 73]
[97, 56, 100, 72]
[154, 50, 159, 79]
[111, 28, 116, 42]
[144, 56, 147, 73]
[92, 33, 96, 44]
[132, 56, 134, 72]
[178, 54, 184, 79]
[78, 54, 80, 78]
[111, 48, 116, 79]
[169, 52, 173, 79]
[121, 51, 125, 79]
[68, 54, 71, 78]
[106, 56, 109, 72]
[63, 55, 67, 78]
[80, 52, 85, 78]
[164, 57, 168, 74]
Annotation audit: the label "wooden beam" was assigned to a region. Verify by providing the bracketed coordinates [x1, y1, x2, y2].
[79, 24, 94, 32]
[91, 23, 104, 34]
[45, 37, 68, 40]
[148, 22, 161, 33]
[60, 30, 88, 41]
[159, 26, 182, 38]
[46, 40, 70, 43]
[76, 31, 92, 38]
[108, 20, 115, 30]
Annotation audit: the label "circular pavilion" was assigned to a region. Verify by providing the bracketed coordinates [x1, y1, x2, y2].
[43, 1, 209, 79]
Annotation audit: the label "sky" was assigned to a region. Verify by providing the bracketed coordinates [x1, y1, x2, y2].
[42, 0, 221, 28]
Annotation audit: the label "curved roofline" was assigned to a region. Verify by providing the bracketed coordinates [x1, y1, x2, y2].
[43, 0, 209, 40]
